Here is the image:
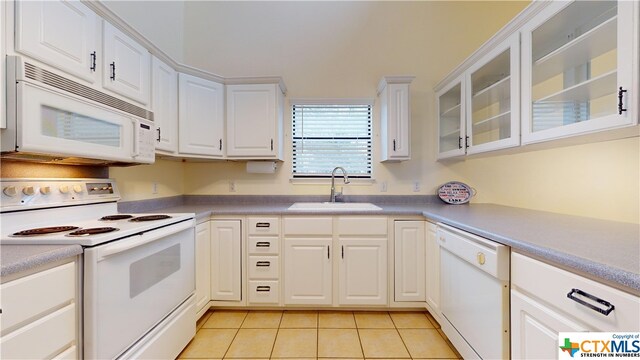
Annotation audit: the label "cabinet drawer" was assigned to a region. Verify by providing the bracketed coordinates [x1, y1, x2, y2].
[249, 236, 280, 254]
[248, 217, 280, 235]
[283, 217, 333, 235]
[1, 262, 75, 331]
[249, 256, 280, 279]
[1, 303, 76, 360]
[248, 281, 280, 304]
[512, 252, 640, 331]
[337, 217, 387, 235]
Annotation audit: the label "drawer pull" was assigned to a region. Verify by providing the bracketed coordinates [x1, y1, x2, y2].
[256, 286, 271, 292]
[256, 261, 271, 267]
[567, 288, 615, 316]
[256, 222, 271, 228]
[255, 242, 271, 248]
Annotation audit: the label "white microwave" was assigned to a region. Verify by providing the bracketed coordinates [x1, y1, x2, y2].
[1, 56, 155, 165]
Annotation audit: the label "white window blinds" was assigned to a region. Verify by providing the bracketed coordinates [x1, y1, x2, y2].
[292, 104, 372, 178]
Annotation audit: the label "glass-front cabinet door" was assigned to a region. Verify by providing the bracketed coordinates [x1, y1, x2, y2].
[437, 78, 465, 159]
[521, 0, 637, 144]
[466, 33, 520, 154]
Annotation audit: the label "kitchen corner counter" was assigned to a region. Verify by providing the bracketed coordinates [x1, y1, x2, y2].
[145, 199, 639, 296]
[1, 244, 83, 279]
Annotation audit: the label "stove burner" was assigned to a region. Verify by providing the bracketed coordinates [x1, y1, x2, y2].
[100, 214, 134, 221]
[12, 226, 80, 237]
[130, 215, 172, 222]
[67, 227, 119, 237]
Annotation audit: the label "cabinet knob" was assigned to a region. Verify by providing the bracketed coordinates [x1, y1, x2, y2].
[477, 252, 486, 265]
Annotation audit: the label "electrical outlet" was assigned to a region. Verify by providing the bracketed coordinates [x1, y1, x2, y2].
[152, 182, 158, 194]
[380, 181, 388, 192]
[229, 181, 236, 192]
[413, 181, 421, 192]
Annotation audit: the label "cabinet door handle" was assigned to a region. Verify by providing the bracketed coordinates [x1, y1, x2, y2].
[270, 139, 274, 151]
[256, 222, 271, 228]
[458, 137, 462, 149]
[393, 139, 396, 151]
[156, 127, 161, 142]
[256, 261, 271, 267]
[255, 241, 271, 248]
[90, 51, 97, 71]
[256, 286, 271, 292]
[110, 62, 116, 80]
[567, 288, 615, 316]
[618, 87, 628, 115]
[327, 245, 330, 259]
[465, 135, 469, 149]
[341, 245, 344, 259]
[219, 139, 222, 151]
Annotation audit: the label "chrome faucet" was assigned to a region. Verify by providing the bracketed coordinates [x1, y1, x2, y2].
[329, 167, 350, 203]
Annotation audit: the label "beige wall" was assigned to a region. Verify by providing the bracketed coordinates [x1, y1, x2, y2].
[110, 159, 184, 202]
[108, 1, 639, 223]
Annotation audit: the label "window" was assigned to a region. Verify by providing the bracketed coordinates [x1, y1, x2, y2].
[292, 103, 372, 179]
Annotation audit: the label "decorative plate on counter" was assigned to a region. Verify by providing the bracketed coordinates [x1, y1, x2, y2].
[437, 181, 475, 204]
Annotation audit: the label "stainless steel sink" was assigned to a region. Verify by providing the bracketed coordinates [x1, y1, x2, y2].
[287, 202, 382, 211]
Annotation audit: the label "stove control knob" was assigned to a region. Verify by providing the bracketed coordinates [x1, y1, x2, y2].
[40, 186, 51, 195]
[59, 185, 70, 194]
[23, 186, 36, 196]
[3, 186, 18, 197]
[73, 185, 83, 194]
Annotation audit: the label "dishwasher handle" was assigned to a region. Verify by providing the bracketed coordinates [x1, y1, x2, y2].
[567, 288, 615, 316]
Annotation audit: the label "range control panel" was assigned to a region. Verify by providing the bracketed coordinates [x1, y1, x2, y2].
[1, 179, 120, 212]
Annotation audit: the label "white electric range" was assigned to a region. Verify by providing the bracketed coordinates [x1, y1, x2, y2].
[0, 178, 197, 359]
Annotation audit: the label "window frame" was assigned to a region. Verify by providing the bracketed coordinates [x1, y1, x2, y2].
[289, 98, 375, 181]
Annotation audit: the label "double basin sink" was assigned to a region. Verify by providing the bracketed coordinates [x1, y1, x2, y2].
[287, 202, 382, 211]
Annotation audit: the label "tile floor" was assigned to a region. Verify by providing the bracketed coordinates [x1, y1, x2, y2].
[177, 310, 461, 359]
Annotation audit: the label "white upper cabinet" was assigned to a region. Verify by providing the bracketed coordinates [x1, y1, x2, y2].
[466, 34, 520, 154]
[15, 0, 99, 83]
[437, 77, 466, 159]
[378, 76, 414, 162]
[521, 0, 638, 144]
[226, 83, 284, 159]
[178, 74, 225, 157]
[151, 56, 178, 153]
[102, 21, 150, 105]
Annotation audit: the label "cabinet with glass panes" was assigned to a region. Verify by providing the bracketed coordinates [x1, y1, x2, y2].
[437, 78, 465, 159]
[521, 0, 637, 144]
[466, 33, 520, 154]
[437, 34, 519, 159]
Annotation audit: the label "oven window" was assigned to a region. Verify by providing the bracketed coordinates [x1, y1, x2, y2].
[41, 105, 121, 147]
[130, 244, 181, 298]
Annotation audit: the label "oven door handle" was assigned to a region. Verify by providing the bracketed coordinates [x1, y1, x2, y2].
[97, 219, 194, 260]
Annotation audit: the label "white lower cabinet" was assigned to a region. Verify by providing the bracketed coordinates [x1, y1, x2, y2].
[394, 221, 425, 302]
[195, 221, 211, 316]
[424, 221, 441, 317]
[0, 260, 79, 359]
[283, 238, 333, 305]
[511, 252, 640, 359]
[339, 238, 387, 305]
[210, 220, 242, 302]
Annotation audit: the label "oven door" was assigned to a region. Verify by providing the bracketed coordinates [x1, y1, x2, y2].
[83, 220, 195, 360]
[17, 81, 138, 162]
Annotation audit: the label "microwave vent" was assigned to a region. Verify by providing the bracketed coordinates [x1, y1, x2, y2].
[24, 62, 153, 121]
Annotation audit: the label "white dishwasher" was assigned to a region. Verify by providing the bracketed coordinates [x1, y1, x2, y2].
[437, 223, 510, 360]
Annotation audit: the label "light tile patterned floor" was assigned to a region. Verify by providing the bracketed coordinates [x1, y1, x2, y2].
[178, 310, 461, 359]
